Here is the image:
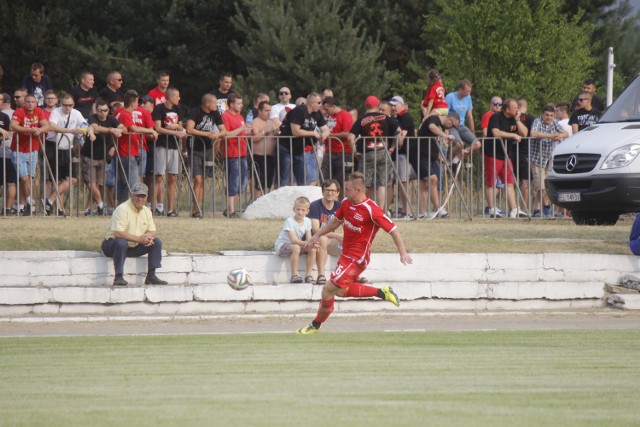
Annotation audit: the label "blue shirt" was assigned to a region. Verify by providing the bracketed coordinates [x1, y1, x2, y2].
[445, 92, 473, 126]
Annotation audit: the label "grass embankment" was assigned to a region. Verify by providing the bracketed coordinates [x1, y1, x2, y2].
[0, 216, 630, 254]
[1, 330, 638, 427]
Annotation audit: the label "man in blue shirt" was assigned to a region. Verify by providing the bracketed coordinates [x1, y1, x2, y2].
[445, 79, 474, 134]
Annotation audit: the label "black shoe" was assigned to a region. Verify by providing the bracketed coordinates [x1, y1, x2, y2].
[145, 274, 168, 285]
[113, 277, 128, 286]
[167, 210, 178, 217]
[97, 206, 104, 216]
[154, 209, 164, 216]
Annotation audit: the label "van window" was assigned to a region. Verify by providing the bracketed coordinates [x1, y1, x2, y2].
[599, 75, 640, 123]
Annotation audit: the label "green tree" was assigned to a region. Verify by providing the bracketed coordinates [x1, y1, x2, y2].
[420, 0, 596, 118]
[231, 0, 390, 108]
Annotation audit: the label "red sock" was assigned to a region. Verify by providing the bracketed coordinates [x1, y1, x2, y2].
[342, 283, 379, 298]
[313, 298, 334, 324]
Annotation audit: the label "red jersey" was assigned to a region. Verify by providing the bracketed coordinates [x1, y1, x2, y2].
[115, 109, 140, 157]
[148, 88, 167, 106]
[481, 111, 495, 130]
[422, 81, 448, 110]
[221, 110, 247, 159]
[336, 197, 396, 266]
[133, 106, 154, 151]
[11, 107, 47, 152]
[326, 108, 353, 153]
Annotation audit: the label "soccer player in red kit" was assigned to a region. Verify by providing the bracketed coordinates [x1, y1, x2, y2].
[297, 171, 412, 334]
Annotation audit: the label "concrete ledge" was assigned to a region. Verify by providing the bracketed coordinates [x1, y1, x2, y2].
[0, 251, 636, 315]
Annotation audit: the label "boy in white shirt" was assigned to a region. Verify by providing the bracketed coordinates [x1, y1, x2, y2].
[274, 196, 318, 283]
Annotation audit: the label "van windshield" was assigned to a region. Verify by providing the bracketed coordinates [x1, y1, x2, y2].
[599, 74, 640, 123]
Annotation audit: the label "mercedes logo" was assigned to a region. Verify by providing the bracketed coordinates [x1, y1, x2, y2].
[566, 155, 578, 172]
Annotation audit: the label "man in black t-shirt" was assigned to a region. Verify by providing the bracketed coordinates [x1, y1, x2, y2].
[569, 92, 602, 134]
[412, 114, 455, 219]
[389, 96, 416, 218]
[186, 93, 226, 217]
[209, 71, 235, 115]
[0, 110, 17, 214]
[100, 71, 125, 109]
[348, 95, 401, 212]
[570, 79, 605, 113]
[485, 98, 528, 218]
[152, 88, 186, 217]
[70, 71, 99, 119]
[82, 99, 125, 216]
[278, 92, 329, 187]
[509, 97, 535, 213]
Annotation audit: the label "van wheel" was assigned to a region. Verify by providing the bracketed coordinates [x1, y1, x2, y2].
[571, 211, 620, 226]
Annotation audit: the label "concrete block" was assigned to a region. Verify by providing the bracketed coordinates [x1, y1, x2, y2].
[431, 282, 483, 299]
[0, 288, 51, 305]
[31, 303, 61, 315]
[483, 269, 542, 283]
[252, 283, 314, 301]
[145, 286, 193, 303]
[0, 305, 34, 316]
[391, 282, 432, 300]
[545, 282, 603, 300]
[159, 256, 193, 273]
[58, 303, 109, 315]
[110, 287, 146, 304]
[103, 302, 159, 315]
[489, 282, 547, 300]
[70, 259, 112, 276]
[193, 284, 253, 302]
[487, 253, 543, 271]
[51, 287, 111, 303]
[0, 275, 30, 287]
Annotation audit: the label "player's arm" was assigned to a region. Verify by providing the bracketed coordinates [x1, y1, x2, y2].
[305, 216, 342, 248]
[389, 228, 412, 265]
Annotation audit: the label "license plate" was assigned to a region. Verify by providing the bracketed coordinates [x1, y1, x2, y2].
[558, 192, 581, 202]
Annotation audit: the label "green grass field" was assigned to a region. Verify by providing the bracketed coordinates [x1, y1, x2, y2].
[1, 330, 639, 427]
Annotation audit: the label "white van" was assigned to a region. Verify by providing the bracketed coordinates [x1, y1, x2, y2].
[546, 75, 640, 225]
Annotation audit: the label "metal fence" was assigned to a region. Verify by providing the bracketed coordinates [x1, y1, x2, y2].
[0, 132, 570, 220]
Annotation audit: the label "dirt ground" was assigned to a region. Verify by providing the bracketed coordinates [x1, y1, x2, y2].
[1, 309, 639, 337]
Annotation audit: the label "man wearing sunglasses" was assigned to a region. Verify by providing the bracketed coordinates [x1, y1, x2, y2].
[270, 87, 295, 128]
[81, 99, 125, 216]
[569, 92, 602, 134]
[43, 94, 93, 216]
[481, 96, 503, 137]
[100, 71, 125, 108]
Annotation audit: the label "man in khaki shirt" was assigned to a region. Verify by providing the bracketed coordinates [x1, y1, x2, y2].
[101, 182, 167, 286]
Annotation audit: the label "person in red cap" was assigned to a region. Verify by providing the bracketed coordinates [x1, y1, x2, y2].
[348, 95, 401, 212]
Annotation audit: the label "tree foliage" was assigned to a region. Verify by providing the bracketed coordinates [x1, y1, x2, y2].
[422, 0, 596, 117]
[230, 0, 390, 107]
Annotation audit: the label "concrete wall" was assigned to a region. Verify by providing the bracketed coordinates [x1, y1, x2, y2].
[1, 251, 638, 316]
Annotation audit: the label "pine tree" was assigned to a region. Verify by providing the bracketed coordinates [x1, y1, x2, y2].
[231, 0, 390, 108]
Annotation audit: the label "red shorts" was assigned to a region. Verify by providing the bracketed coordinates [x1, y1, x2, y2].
[330, 256, 366, 289]
[484, 155, 514, 186]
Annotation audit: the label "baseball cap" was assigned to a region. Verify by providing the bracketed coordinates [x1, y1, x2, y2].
[140, 95, 154, 105]
[1, 93, 10, 104]
[130, 182, 148, 196]
[364, 95, 380, 108]
[389, 96, 404, 106]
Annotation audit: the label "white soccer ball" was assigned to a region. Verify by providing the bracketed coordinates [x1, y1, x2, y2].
[227, 268, 251, 290]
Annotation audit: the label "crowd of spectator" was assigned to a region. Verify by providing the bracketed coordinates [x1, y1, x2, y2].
[0, 63, 603, 219]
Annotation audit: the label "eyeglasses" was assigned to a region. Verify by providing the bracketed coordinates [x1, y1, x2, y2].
[13, 95, 23, 99]
[492, 102, 502, 106]
[115, 78, 123, 82]
[133, 194, 147, 198]
[323, 188, 338, 193]
[62, 103, 74, 107]
[577, 98, 589, 102]
[97, 108, 109, 113]
[45, 97, 58, 100]
[279, 92, 290, 95]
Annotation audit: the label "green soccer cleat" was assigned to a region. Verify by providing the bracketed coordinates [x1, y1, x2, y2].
[296, 323, 320, 335]
[382, 286, 400, 307]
